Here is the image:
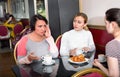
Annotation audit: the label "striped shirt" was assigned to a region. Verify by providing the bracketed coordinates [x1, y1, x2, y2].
[106, 39, 120, 73]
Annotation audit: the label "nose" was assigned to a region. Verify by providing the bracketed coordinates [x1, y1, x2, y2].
[41, 26, 46, 31]
[74, 21, 78, 25]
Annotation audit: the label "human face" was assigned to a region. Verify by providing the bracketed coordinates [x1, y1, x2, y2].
[105, 19, 114, 34]
[73, 16, 86, 31]
[34, 20, 47, 36]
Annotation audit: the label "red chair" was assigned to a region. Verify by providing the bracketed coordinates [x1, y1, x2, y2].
[71, 68, 107, 77]
[0, 25, 12, 49]
[20, 19, 29, 28]
[55, 35, 62, 57]
[13, 41, 19, 64]
[13, 24, 24, 36]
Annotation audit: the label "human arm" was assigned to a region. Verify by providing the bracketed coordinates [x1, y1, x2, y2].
[93, 59, 108, 75]
[93, 57, 119, 77]
[45, 26, 58, 58]
[4, 17, 12, 25]
[105, 41, 119, 76]
[46, 36, 58, 58]
[107, 56, 119, 76]
[76, 31, 95, 53]
[69, 48, 77, 56]
[60, 33, 70, 56]
[93, 40, 119, 77]
[83, 31, 95, 52]
[17, 36, 39, 64]
[18, 52, 40, 64]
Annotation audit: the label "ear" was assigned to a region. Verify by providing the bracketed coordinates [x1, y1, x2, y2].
[111, 21, 118, 28]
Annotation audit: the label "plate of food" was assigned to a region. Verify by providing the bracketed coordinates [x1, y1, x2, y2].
[68, 54, 89, 64]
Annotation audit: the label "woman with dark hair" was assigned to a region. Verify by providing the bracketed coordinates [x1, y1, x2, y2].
[4, 14, 16, 24]
[17, 14, 58, 64]
[60, 12, 95, 57]
[93, 8, 120, 76]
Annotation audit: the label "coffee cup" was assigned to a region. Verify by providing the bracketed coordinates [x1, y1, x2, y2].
[98, 54, 106, 62]
[76, 49, 83, 55]
[41, 55, 52, 64]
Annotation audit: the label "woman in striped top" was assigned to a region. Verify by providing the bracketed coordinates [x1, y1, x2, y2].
[93, 8, 120, 77]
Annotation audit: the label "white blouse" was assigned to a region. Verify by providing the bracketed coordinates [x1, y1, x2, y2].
[60, 29, 95, 56]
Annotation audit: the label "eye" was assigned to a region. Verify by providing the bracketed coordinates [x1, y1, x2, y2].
[38, 25, 42, 27]
[44, 25, 47, 27]
[77, 21, 81, 24]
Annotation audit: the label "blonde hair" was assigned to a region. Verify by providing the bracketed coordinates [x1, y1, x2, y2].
[83, 25, 89, 31]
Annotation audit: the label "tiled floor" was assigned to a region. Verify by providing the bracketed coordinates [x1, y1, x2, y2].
[0, 46, 16, 77]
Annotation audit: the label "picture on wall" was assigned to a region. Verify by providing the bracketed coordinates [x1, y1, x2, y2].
[36, 0, 46, 17]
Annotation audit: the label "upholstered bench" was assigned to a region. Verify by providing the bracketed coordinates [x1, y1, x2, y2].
[89, 28, 114, 58]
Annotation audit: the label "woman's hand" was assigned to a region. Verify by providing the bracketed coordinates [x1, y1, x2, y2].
[45, 25, 51, 38]
[93, 59, 102, 67]
[27, 52, 40, 62]
[69, 48, 77, 57]
[82, 47, 90, 52]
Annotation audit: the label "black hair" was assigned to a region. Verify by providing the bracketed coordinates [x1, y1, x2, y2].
[5, 13, 10, 20]
[106, 8, 120, 27]
[30, 14, 48, 31]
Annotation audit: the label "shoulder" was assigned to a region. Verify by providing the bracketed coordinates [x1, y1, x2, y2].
[62, 30, 74, 40]
[19, 35, 28, 42]
[62, 29, 74, 36]
[106, 39, 120, 48]
[81, 30, 92, 36]
[83, 30, 92, 34]
[106, 39, 116, 47]
[106, 39, 120, 58]
[105, 39, 119, 51]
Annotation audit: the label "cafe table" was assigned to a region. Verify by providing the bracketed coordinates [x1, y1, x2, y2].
[12, 52, 95, 77]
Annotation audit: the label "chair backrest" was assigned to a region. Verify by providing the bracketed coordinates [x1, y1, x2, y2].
[20, 19, 29, 28]
[14, 41, 20, 64]
[55, 35, 62, 57]
[13, 24, 24, 36]
[55, 35, 62, 51]
[12, 27, 31, 47]
[71, 68, 107, 77]
[0, 25, 9, 36]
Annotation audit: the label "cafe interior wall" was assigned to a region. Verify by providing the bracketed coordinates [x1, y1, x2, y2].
[0, 0, 29, 20]
[80, 0, 120, 26]
[11, 0, 29, 20]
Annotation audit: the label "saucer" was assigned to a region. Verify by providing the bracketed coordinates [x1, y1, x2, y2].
[42, 60, 55, 65]
[98, 59, 106, 63]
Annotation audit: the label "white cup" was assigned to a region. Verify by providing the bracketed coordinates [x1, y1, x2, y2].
[98, 54, 106, 62]
[42, 55, 52, 64]
[76, 49, 83, 55]
[43, 66, 53, 73]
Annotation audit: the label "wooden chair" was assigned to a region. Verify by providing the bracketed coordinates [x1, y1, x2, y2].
[13, 24, 24, 36]
[13, 41, 20, 64]
[20, 18, 29, 28]
[55, 35, 62, 51]
[0, 25, 12, 49]
[55, 35, 62, 58]
[71, 68, 107, 77]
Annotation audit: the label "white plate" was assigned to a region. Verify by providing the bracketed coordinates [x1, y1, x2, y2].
[42, 60, 55, 65]
[68, 58, 89, 64]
